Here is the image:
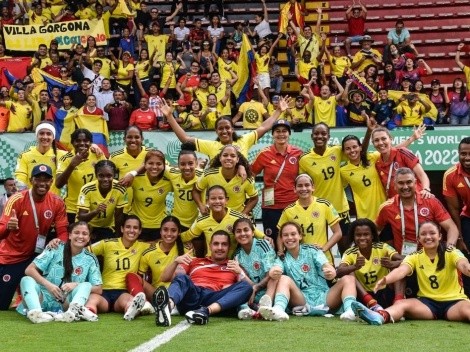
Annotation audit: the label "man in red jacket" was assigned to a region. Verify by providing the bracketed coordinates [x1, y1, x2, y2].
[0, 164, 68, 310]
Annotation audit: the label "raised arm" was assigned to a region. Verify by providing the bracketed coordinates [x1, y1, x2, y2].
[455, 43, 466, 70]
[255, 95, 292, 138]
[161, 99, 195, 144]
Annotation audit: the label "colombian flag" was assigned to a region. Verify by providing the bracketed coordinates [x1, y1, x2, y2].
[36, 69, 78, 95]
[75, 108, 110, 157]
[279, 1, 305, 34]
[232, 34, 257, 104]
[0, 57, 30, 87]
[47, 105, 77, 151]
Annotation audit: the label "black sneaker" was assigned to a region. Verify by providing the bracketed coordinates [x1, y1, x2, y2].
[152, 286, 171, 327]
[185, 306, 209, 325]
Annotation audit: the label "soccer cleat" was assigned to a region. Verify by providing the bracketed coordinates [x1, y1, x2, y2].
[77, 306, 98, 322]
[351, 301, 384, 326]
[238, 307, 256, 320]
[340, 308, 357, 322]
[124, 292, 146, 321]
[152, 286, 171, 327]
[140, 301, 155, 316]
[185, 306, 209, 325]
[27, 309, 55, 324]
[259, 306, 289, 321]
[54, 302, 80, 322]
[258, 294, 272, 308]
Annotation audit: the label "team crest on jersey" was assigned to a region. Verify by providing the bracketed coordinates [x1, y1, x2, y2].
[131, 249, 137, 255]
[108, 197, 115, 204]
[330, 155, 336, 162]
[265, 228, 272, 236]
[44, 210, 53, 219]
[419, 207, 430, 216]
[226, 225, 233, 233]
[158, 188, 165, 195]
[289, 156, 297, 165]
[233, 185, 241, 193]
[312, 211, 320, 218]
[74, 267, 83, 275]
[253, 262, 261, 270]
[372, 257, 379, 265]
[301, 264, 310, 272]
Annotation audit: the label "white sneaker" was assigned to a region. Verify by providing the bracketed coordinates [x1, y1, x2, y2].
[55, 303, 80, 323]
[140, 301, 155, 316]
[258, 294, 272, 308]
[340, 308, 356, 322]
[238, 307, 256, 320]
[27, 309, 54, 324]
[124, 292, 145, 321]
[259, 306, 289, 321]
[77, 306, 98, 322]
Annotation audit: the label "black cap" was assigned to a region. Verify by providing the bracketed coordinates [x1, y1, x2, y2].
[31, 164, 53, 178]
[272, 119, 291, 134]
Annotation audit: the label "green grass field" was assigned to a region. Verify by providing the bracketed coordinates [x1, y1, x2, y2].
[1, 310, 468, 352]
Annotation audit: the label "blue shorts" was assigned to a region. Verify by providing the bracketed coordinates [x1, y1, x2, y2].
[347, 35, 366, 43]
[102, 289, 127, 310]
[418, 297, 462, 320]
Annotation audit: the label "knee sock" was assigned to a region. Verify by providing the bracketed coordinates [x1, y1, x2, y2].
[20, 276, 42, 311]
[273, 293, 288, 311]
[69, 282, 92, 306]
[126, 273, 144, 296]
[342, 295, 356, 311]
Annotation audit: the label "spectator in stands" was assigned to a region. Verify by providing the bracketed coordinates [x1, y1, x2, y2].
[110, 51, 135, 97]
[207, 15, 225, 54]
[31, 44, 51, 70]
[189, 19, 208, 48]
[179, 99, 204, 130]
[248, 0, 275, 46]
[49, 87, 63, 109]
[88, 47, 112, 79]
[288, 8, 322, 64]
[139, 22, 171, 64]
[325, 45, 351, 87]
[212, 39, 238, 84]
[371, 88, 397, 129]
[444, 78, 470, 125]
[71, 78, 92, 109]
[387, 44, 406, 71]
[81, 59, 105, 93]
[153, 231, 252, 326]
[343, 89, 370, 127]
[133, 49, 152, 105]
[255, 35, 282, 98]
[153, 52, 185, 100]
[351, 35, 382, 73]
[344, 2, 367, 58]
[279, 0, 307, 34]
[429, 79, 448, 124]
[1, 87, 34, 132]
[104, 90, 132, 131]
[135, 78, 165, 128]
[285, 25, 298, 75]
[130, 97, 158, 130]
[0, 178, 17, 215]
[28, 2, 49, 25]
[401, 58, 432, 86]
[385, 20, 419, 62]
[269, 56, 283, 94]
[197, 40, 216, 74]
[0, 164, 68, 310]
[203, 0, 225, 22]
[118, 27, 136, 60]
[307, 76, 345, 127]
[455, 43, 470, 91]
[209, 71, 237, 118]
[232, 95, 269, 129]
[376, 167, 458, 256]
[396, 92, 431, 127]
[383, 62, 400, 91]
[285, 95, 313, 127]
[95, 79, 115, 120]
[172, 18, 190, 55]
[177, 62, 203, 105]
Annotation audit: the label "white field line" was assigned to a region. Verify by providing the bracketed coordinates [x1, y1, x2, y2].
[129, 321, 191, 352]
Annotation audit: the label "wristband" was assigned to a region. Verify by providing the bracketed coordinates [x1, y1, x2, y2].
[129, 170, 138, 177]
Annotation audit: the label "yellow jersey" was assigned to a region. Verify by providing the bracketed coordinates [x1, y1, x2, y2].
[110, 146, 152, 179]
[144, 34, 169, 63]
[313, 96, 337, 127]
[5, 101, 33, 132]
[195, 130, 258, 160]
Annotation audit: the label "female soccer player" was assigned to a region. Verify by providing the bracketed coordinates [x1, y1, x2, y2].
[371, 126, 431, 199]
[127, 150, 172, 242]
[165, 146, 202, 231]
[337, 219, 402, 310]
[127, 216, 193, 300]
[258, 222, 362, 322]
[298, 122, 350, 254]
[18, 222, 102, 324]
[162, 97, 289, 160]
[356, 221, 470, 325]
[86, 215, 151, 320]
[56, 129, 107, 224]
[277, 174, 342, 263]
[181, 185, 266, 257]
[77, 160, 128, 242]
[193, 145, 258, 215]
[233, 218, 277, 320]
[15, 122, 66, 193]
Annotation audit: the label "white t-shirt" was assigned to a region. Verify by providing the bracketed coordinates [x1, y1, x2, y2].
[255, 20, 271, 39]
[207, 26, 224, 39]
[174, 27, 190, 41]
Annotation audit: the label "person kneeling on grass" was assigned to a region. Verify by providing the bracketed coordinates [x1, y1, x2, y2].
[85, 215, 154, 321]
[258, 221, 376, 322]
[152, 231, 253, 326]
[18, 222, 102, 324]
[356, 221, 470, 325]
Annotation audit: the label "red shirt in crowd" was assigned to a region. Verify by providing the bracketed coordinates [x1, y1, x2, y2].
[443, 162, 470, 218]
[348, 16, 366, 36]
[129, 108, 157, 130]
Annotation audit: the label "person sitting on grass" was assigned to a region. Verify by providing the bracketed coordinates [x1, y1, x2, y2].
[152, 231, 253, 326]
[18, 222, 102, 324]
[354, 221, 470, 325]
